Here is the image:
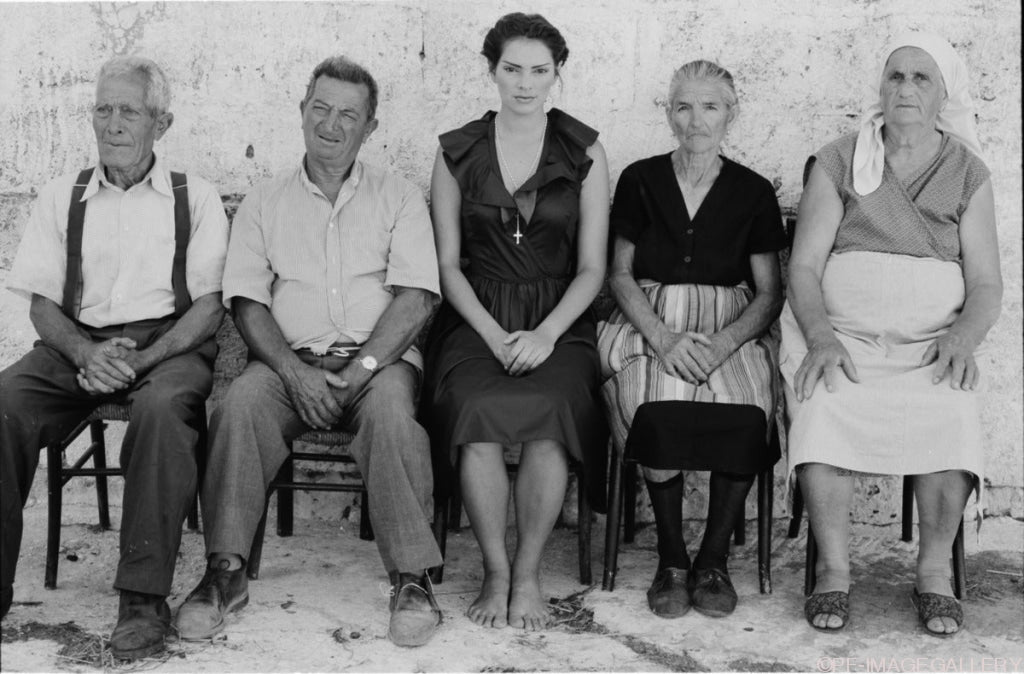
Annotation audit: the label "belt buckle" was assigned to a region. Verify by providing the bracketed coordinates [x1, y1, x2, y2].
[325, 345, 359, 358]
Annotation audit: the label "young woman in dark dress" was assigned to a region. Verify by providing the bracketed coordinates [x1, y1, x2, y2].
[422, 13, 609, 631]
[598, 60, 786, 619]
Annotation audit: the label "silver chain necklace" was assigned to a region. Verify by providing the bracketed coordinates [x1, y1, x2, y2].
[495, 115, 547, 245]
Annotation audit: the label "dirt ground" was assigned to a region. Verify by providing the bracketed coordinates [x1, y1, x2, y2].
[1, 473, 1022, 673]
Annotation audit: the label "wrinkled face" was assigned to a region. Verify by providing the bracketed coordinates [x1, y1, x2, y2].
[491, 38, 557, 114]
[301, 76, 378, 168]
[92, 73, 170, 174]
[666, 79, 734, 156]
[880, 47, 947, 129]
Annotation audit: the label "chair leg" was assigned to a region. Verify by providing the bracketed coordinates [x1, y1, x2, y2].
[276, 460, 294, 537]
[359, 488, 374, 541]
[577, 465, 592, 585]
[45, 443, 64, 590]
[187, 417, 207, 531]
[428, 491, 448, 585]
[901, 475, 914, 542]
[804, 526, 817, 597]
[602, 454, 624, 591]
[758, 468, 773, 594]
[247, 498, 270, 581]
[623, 462, 637, 544]
[788, 481, 804, 539]
[952, 517, 966, 600]
[89, 421, 111, 530]
[448, 480, 463, 532]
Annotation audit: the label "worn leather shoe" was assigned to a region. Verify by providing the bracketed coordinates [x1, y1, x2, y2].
[646, 567, 692, 618]
[174, 566, 249, 640]
[688, 567, 738, 618]
[109, 591, 171, 660]
[387, 572, 442, 647]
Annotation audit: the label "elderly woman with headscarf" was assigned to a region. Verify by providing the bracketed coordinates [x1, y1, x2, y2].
[599, 60, 786, 619]
[782, 32, 1001, 635]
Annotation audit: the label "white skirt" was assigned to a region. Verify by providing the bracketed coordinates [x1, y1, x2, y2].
[780, 251, 984, 493]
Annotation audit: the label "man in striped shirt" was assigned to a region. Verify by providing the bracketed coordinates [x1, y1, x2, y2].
[174, 56, 445, 648]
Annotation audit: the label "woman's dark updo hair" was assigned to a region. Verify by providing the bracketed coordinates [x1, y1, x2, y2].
[481, 13, 569, 73]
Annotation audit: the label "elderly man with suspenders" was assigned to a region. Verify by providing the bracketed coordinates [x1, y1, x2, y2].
[0, 56, 228, 660]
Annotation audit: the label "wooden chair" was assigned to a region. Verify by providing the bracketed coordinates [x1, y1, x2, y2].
[245, 429, 448, 584]
[789, 476, 967, 598]
[601, 404, 780, 594]
[45, 402, 204, 589]
[441, 456, 593, 586]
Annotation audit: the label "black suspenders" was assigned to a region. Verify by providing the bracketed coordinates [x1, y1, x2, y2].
[62, 167, 192, 320]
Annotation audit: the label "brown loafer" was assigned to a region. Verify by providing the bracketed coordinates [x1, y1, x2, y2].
[647, 567, 692, 618]
[387, 572, 443, 647]
[688, 567, 738, 618]
[109, 591, 171, 660]
[174, 566, 249, 640]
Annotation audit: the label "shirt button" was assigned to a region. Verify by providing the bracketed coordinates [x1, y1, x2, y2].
[684, 256, 692, 263]
[686, 229, 694, 235]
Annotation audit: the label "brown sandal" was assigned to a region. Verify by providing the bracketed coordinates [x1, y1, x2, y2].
[804, 590, 849, 631]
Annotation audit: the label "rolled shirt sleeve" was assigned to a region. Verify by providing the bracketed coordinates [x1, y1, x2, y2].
[184, 174, 230, 300]
[221, 185, 275, 309]
[383, 182, 440, 296]
[7, 175, 76, 304]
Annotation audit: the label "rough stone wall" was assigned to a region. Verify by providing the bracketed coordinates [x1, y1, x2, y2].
[0, 0, 1020, 522]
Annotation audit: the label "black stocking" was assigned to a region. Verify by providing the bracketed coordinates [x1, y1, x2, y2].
[645, 472, 690, 571]
[694, 471, 755, 572]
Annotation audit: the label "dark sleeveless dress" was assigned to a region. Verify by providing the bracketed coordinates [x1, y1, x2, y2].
[422, 108, 608, 513]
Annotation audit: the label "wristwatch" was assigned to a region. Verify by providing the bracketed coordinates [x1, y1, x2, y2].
[358, 355, 378, 373]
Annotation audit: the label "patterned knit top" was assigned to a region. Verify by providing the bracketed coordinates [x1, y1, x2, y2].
[813, 131, 990, 262]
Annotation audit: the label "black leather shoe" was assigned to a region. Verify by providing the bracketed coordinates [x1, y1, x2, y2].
[688, 567, 738, 618]
[388, 571, 442, 647]
[646, 567, 691, 618]
[109, 591, 171, 660]
[174, 566, 249, 640]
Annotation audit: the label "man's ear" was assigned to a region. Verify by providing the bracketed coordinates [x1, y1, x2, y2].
[364, 117, 380, 141]
[154, 112, 174, 140]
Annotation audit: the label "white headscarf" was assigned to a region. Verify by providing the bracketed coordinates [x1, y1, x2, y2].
[852, 31, 983, 196]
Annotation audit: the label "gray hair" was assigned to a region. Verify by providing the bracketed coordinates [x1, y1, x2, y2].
[302, 56, 379, 120]
[97, 55, 172, 116]
[666, 60, 738, 109]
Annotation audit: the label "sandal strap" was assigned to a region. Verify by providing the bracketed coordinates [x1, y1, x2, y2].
[804, 590, 850, 627]
[913, 590, 963, 628]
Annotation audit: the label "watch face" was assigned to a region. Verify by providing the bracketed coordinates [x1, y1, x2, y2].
[360, 356, 378, 372]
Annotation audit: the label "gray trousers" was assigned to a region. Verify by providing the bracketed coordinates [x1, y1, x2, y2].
[201, 356, 443, 574]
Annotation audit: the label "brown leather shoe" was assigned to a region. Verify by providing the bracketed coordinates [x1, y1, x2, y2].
[647, 567, 692, 618]
[174, 566, 249, 640]
[109, 591, 171, 660]
[387, 572, 442, 647]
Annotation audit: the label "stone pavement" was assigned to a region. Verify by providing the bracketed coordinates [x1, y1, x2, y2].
[1, 477, 1022, 672]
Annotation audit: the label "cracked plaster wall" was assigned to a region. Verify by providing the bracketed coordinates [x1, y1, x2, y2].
[0, 0, 1020, 522]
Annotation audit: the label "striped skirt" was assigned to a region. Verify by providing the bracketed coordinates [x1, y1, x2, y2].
[597, 281, 779, 464]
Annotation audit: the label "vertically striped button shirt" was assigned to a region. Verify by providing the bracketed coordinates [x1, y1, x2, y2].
[222, 159, 439, 369]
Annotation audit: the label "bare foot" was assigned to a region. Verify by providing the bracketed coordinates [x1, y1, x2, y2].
[466, 571, 510, 628]
[508, 576, 550, 631]
[809, 569, 850, 630]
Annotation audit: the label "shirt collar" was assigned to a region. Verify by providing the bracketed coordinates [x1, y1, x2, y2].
[85, 153, 170, 199]
[297, 156, 363, 197]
